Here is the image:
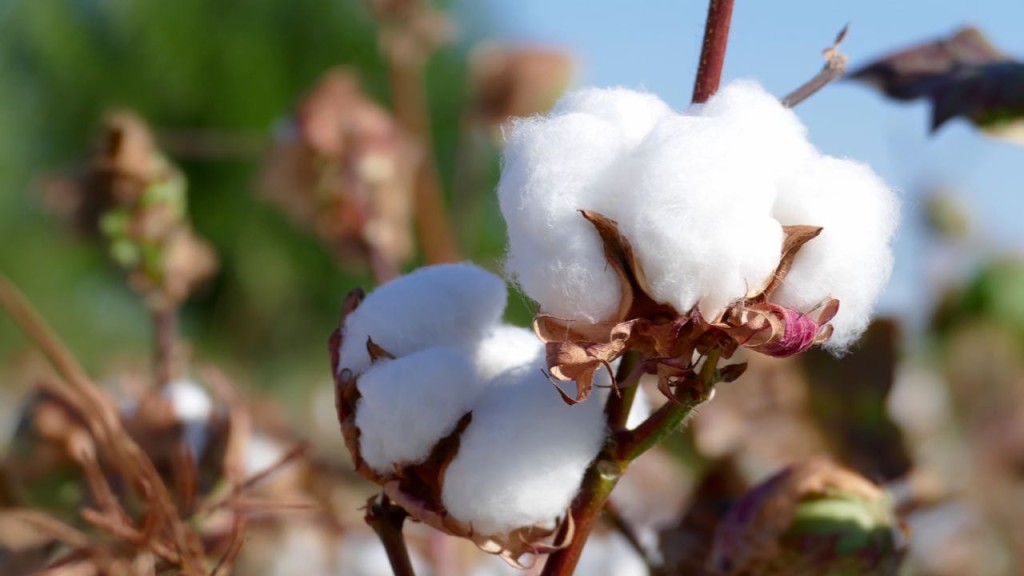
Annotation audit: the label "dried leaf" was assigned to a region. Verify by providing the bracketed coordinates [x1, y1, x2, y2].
[850, 26, 1024, 141]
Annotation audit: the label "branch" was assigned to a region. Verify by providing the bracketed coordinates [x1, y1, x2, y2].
[781, 25, 850, 108]
[152, 304, 178, 388]
[692, 0, 736, 104]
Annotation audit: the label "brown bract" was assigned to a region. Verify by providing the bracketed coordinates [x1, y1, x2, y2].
[330, 288, 574, 566]
[536, 212, 838, 405]
[262, 69, 418, 272]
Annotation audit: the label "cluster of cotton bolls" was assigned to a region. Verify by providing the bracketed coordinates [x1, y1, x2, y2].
[498, 81, 899, 351]
[335, 263, 609, 537]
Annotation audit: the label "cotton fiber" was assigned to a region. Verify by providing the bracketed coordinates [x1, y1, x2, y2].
[499, 88, 672, 323]
[355, 347, 483, 473]
[441, 360, 608, 535]
[772, 155, 900, 351]
[497, 80, 898, 345]
[160, 378, 214, 460]
[337, 263, 507, 375]
[473, 324, 545, 382]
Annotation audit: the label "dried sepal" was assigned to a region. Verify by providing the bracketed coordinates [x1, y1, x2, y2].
[755, 225, 823, 300]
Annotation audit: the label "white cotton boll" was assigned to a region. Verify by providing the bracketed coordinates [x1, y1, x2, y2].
[624, 112, 785, 319]
[499, 112, 628, 322]
[163, 378, 213, 460]
[553, 87, 673, 148]
[337, 264, 507, 375]
[442, 362, 608, 535]
[356, 348, 483, 473]
[698, 80, 817, 172]
[473, 324, 545, 382]
[772, 155, 899, 351]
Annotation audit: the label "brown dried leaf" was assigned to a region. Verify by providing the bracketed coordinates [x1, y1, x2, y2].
[756, 225, 823, 300]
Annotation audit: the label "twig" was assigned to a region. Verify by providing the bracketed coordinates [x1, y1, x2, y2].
[152, 304, 177, 389]
[781, 25, 850, 108]
[603, 352, 643, 432]
[365, 494, 417, 576]
[692, 0, 736, 104]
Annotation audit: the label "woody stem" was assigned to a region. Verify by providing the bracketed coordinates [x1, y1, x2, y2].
[366, 494, 417, 576]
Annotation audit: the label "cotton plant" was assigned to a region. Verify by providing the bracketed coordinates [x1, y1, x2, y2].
[330, 13, 901, 576]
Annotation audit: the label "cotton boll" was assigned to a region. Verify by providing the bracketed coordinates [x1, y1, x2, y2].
[473, 324, 544, 382]
[356, 347, 483, 473]
[772, 155, 899, 351]
[624, 112, 785, 319]
[337, 264, 508, 375]
[163, 378, 214, 460]
[442, 361, 607, 535]
[499, 112, 628, 322]
[553, 87, 673, 148]
[698, 80, 817, 174]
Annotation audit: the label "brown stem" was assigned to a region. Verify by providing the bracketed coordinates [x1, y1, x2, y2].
[692, 0, 736, 104]
[365, 494, 417, 576]
[153, 304, 177, 388]
[388, 59, 460, 264]
[781, 25, 849, 108]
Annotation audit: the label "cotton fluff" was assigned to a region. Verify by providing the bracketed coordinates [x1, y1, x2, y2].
[441, 360, 608, 535]
[355, 347, 483, 473]
[163, 379, 214, 460]
[337, 263, 507, 375]
[499, 88, 672, 323]
[472, 324, 544, 382]
[772, 155, 900, 351]
[623, 82, 815, 319]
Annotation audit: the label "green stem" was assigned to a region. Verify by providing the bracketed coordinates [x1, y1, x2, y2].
[616, 349, 722, 462]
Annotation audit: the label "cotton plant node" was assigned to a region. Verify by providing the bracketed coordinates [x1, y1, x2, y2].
[329, 266, 607, 567]
[261, 68, 419, 277]
[708, 458, 907, 576]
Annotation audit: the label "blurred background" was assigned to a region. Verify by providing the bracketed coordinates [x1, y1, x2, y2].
[1, 0, 1023, 574]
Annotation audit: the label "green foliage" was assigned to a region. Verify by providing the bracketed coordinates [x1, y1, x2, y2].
[0, 1, 503, 394]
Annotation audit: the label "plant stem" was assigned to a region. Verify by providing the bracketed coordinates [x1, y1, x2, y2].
[603, 352, 642, 432]
[365, 494, 417, 576]
[153, 304, 177, 388]
[781, 25, 849, 108]
[692, 0, 735, 104]
[617, 349, 721, 462]
[388, 57, 460, 264]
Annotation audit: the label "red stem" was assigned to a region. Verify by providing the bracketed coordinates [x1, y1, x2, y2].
[691, 0, 735, 104]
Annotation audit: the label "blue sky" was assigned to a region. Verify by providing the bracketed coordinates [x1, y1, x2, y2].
[454, 0, 1024, 322]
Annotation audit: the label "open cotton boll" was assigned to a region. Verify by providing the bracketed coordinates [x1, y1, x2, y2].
[442, 362, 607, 535]
[355, 347, 483, 473]
[473, 324, 545, 382]
[163, 378, 214, 460]
[697, 80, 817, 172]
[772, 155, 899, 351]
[337, 264, 507, 375]
[623, 112, 786, 319]
[499, 112, 629, 322]
[552, 87, 673, 148]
